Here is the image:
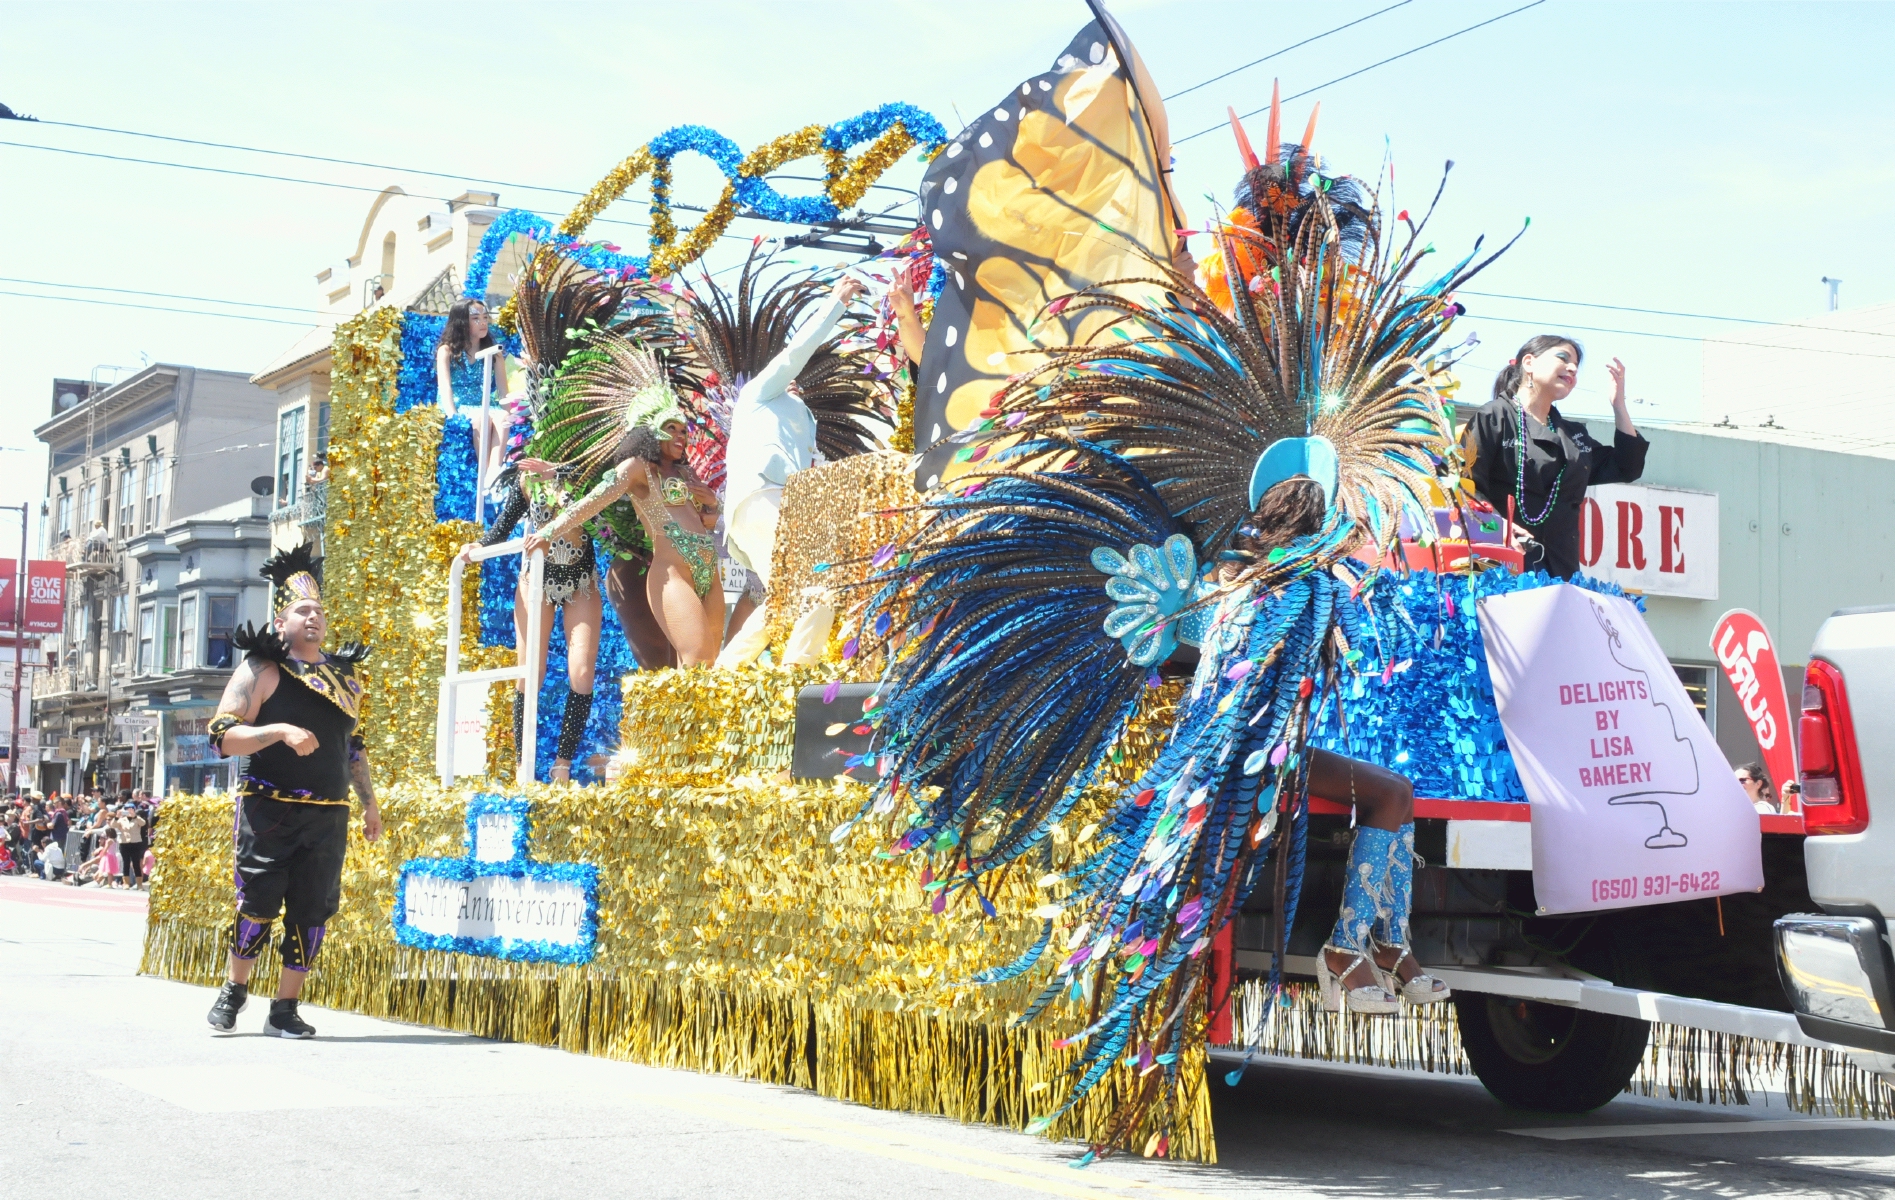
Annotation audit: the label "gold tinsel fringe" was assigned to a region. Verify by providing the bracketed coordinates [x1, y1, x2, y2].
[144, 781, 1217, 1160]
[143, 915, 1214, 1159]
[1224, 978, 1895, 1120]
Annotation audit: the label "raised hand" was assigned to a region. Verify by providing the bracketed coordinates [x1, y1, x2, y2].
[1606, 358, 1627, 408]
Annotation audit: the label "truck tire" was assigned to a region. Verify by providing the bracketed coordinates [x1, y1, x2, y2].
[1454, 991, 1649, 1112]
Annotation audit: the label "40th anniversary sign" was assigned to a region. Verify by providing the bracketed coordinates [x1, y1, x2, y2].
[392, 794, 600, 964]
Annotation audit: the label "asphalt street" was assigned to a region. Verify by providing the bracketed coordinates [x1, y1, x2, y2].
[4, 874, 1892, 1199]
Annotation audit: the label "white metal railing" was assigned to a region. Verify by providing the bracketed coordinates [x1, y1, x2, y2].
[437, 538, 545, 786]
[474, 344, 504, 525]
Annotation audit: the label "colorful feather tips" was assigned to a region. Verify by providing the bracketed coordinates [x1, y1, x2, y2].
[1013, 567, 1369, 1156]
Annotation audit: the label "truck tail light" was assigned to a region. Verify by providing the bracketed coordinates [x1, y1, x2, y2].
[1799, 659, 1869, 835]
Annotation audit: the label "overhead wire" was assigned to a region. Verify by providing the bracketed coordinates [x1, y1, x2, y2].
[1173, 1, 1549, 145]
[1463, 313, 1895, 359]
[20, 118, 917, 202]
[0, 288, 316, 328]
[0, 276, 321, 317]
[1162, 1, 1415, 101]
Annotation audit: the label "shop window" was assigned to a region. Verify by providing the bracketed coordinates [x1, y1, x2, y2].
[207, 595, 237, 668]
[1672, 663, 1714, 725]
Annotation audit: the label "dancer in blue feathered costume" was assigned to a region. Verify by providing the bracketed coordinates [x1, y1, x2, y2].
[837, 95, 1522, 1158]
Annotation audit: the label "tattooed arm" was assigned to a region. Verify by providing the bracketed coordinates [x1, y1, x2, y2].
[207, 658, 316, 757]
[349, 739, 382, 842]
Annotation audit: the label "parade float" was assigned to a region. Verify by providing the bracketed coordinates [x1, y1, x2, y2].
[142, 5, 1892, 1165]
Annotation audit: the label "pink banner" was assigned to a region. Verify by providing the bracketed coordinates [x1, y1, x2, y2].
[1710, 609, 1797, 800]
[1478, 584, 1762, 915]
[24, 560, 63, 633]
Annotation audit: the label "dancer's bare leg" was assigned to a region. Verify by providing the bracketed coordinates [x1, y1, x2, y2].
[724, 591, 758, 648]
[645, 546, 724, 667]
[606, 558, 676, 670]
[551, 586, 602, 782]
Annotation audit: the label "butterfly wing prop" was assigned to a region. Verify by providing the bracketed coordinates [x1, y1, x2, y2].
[913, 12, 1185, 491]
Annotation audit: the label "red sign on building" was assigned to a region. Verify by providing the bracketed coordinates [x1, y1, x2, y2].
[0, 560, 66, 634]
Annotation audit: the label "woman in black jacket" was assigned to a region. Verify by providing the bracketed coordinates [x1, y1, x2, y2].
[1461, 334, 1649, 578]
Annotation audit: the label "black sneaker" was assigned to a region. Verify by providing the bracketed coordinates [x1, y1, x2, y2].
[206, 981, 248, 1033]
[266, 998, 316, 1039]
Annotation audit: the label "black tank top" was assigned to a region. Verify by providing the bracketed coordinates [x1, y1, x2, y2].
[248, 658, 358, 801]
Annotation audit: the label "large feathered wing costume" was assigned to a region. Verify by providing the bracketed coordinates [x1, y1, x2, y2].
[844, 100, 1515, 1159]
[911, 9, 1186, 492]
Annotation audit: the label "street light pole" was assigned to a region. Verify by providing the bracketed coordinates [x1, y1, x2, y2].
[1, 504, 28, 794]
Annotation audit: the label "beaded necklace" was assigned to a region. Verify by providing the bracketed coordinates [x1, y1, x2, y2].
[1512, 397, 1565, 525]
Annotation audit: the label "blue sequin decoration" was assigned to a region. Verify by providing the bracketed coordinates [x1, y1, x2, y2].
[1312, 567, 1647, 802]
[434, 413, 480, 523]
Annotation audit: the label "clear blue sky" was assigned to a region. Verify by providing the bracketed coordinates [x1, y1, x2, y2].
[3, 1, 1890, 555]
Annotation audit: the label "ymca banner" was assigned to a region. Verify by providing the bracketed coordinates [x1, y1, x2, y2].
[0, 559, 66, 633]
[1478, 583, 1762, 915]
[1711, 609, 1798, 797]
[1577, 483, 1718, 600]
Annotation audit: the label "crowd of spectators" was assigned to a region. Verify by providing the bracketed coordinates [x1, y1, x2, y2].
[2, 789, 159, 888]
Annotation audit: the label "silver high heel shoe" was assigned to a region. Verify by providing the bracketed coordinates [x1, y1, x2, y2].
[1368, 938, 1451, 1005]
[1318, 944, 1401, 1014]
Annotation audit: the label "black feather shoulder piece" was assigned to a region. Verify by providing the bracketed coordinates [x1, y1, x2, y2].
[328, 642, 371, 665]
[230, 622, 290, 663]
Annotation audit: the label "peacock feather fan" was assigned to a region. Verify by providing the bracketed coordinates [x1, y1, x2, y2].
[841, 116, 1515, 1159]
[683, 242, 896, 462]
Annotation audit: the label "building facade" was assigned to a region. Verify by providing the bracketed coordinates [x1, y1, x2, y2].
[255, 185, 504, 559]
[31, 365, 278, 794]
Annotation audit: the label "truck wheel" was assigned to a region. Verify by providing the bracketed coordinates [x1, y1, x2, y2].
[1453, 991, 1649, 1112]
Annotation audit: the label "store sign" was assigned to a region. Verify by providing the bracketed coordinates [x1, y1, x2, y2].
[1577, 484, 1718, 601]
[1479, 583, 1763, 915]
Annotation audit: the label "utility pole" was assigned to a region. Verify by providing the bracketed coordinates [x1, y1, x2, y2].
[1821, 276, 1842, 312]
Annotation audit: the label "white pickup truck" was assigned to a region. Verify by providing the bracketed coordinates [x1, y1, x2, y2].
[1774, 603, 1895, 1062]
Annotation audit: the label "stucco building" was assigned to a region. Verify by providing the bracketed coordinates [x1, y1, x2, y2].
[30, 366, 277, 793]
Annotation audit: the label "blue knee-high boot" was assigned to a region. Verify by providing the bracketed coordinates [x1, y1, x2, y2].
[1330, 823, 1411, 953]
[1336, 822, 1448, 1006]
[1372, 822, 1416, 949]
